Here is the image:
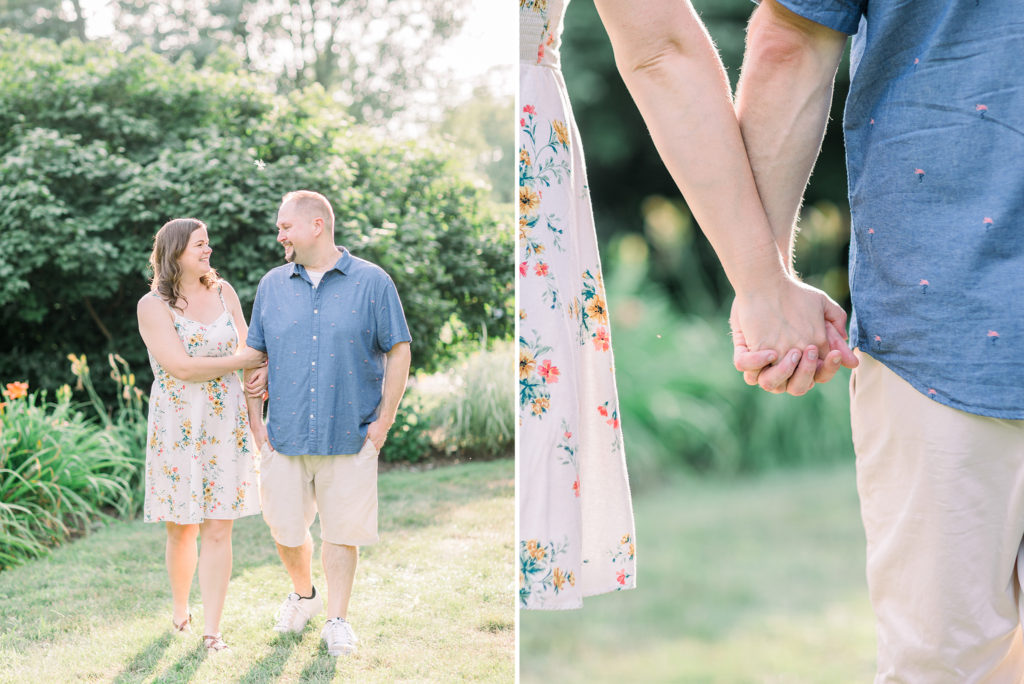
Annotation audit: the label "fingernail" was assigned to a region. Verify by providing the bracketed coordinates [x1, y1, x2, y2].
[808, 348, 818, 361]
[790, 352, 800, 364]
[832, 356, 841, 365]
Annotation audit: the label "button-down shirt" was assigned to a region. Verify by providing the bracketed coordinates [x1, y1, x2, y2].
[774, 0, 1024, 418]
[248, 247, 412, 455]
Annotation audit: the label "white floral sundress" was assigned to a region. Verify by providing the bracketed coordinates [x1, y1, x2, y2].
[143, 287, 260, 523]
[519, 0, 637, 610]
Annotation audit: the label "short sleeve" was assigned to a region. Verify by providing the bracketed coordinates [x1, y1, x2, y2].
[754, 0, 866, 35]
[373, 276, 412, 353]
[246, 279, 267, 352]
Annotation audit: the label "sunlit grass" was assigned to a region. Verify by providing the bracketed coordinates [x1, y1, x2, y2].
[520, 463, 877, 683]
[0, 459, 514, 683]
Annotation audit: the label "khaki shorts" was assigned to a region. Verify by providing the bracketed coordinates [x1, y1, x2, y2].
[851, 350, 1024, 682]
[259, 440, 379, 547]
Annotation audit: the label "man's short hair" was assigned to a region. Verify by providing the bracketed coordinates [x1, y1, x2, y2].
[282, 190, 335, 233]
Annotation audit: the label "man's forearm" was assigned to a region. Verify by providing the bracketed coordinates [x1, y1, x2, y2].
[735, 0, 847, 270]
[377, 342, 411, 425]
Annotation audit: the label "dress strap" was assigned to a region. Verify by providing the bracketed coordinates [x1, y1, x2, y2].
[217, 283, 229, 314]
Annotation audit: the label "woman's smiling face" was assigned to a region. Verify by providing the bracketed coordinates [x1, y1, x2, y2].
[177, 226, 212, 275]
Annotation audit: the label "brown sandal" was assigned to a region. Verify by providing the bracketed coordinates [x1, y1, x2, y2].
[203, 634, 230, 651]
[172, 613, 192, 633]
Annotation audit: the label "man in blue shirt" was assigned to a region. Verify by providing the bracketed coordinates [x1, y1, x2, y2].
[247, 190, 412, 657]
[732, 0, 1024, 679]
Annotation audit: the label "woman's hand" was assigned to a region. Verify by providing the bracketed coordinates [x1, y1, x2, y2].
[245, 366, 268, 398]
[236, 345, 267, 370]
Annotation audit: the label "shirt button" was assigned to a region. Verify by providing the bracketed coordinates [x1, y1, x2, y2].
[314, 309, 318, 314]
[312, 361, 316, 366]
[309, 414, 314, 419]
[310, 388, 315, 392]
[312, 336, 317, 341]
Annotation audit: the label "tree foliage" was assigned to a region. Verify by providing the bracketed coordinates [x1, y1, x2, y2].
[109, 0, 465, 128]
[0, 30, 511, 393]
[435, 80, 515, 204]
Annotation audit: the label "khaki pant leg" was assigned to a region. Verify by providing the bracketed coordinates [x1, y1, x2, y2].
[851, 351, 1024, 684]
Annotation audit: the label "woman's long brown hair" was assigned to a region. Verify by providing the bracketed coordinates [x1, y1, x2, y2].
[148, 218, 219, 313]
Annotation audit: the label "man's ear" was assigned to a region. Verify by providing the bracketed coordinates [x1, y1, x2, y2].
[312, 216, 325, 236]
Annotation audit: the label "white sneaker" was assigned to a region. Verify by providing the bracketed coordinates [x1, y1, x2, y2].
[273, 589, 323, 633]
[321, 617, 358, 656]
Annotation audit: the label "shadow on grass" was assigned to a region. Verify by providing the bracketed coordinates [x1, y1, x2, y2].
[152, 641, 206, 683]
[296, 642, 339, 682]
[234, 632, 305, 684]
[112, 632, 174, 684]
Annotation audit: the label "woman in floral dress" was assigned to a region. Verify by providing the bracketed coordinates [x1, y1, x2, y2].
[519, 0, 849, 609]
[137, 218, 267, 649]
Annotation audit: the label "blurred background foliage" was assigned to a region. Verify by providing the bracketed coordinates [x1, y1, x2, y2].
[556, 0, 856, 478]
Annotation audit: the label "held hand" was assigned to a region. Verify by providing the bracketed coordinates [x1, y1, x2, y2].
[237, 345, 268, 370]
[365, 418, 392, 452]
[732, 274, 842, 364]
[245, 366, 268, 398]
[731, 296, 857, 396]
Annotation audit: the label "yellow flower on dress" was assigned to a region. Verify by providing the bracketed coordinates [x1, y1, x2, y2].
[520, 349, 537, 380]
[552, 120, 569, 147]
[520, 186, 540, 215]
[568, 571, 576, 586]
[520, 148, 531, 167]
[526, 540, 546, 560]
[586, 295, 608, 325]
[531, 397, 550, 415]
[567, 298, 581, 322]
[621, 534, 631, 544]
[553, 567, 566, 591]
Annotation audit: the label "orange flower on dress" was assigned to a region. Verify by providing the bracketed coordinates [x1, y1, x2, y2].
[593, 327, 610, 351]
[553, 567, 566, 591]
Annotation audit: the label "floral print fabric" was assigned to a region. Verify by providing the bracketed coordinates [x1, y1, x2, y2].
[143, 288, 260, 523]
[519, 0, 637, 610]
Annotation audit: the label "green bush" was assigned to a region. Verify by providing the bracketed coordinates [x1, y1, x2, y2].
[379, 391, 434, 465]
[0, 381, 137, 570]
[431, 340, 514, 458]
[606, 240, 854, 484]
[378, 341, 514, 464]
[0, 30, 512, 399]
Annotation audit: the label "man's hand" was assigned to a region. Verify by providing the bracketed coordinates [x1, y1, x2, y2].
[365, 418, 393, 452]
[731, 296, 857, 395]
[250, 418, 269, 450]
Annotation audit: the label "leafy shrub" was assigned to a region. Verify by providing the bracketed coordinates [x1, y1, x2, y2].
[0, 382, 137, 570]
[378, 341, 514, 464]
[379, 392, 434, 465]
[0, 30, 512, 400]
[430, 340, 514, 458]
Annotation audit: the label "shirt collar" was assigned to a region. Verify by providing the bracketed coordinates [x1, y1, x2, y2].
[288, 246, 351, 279]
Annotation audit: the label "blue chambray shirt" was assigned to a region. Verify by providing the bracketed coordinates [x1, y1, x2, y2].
[247, 247, 412, 455]
[771, 0, 1024, 418]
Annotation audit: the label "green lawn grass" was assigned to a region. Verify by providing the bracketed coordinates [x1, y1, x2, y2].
[520, 463, 877, 683]
[0, 459, 514, 683]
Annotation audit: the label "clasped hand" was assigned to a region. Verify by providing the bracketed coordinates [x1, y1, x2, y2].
[730, 277, 858, 396]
